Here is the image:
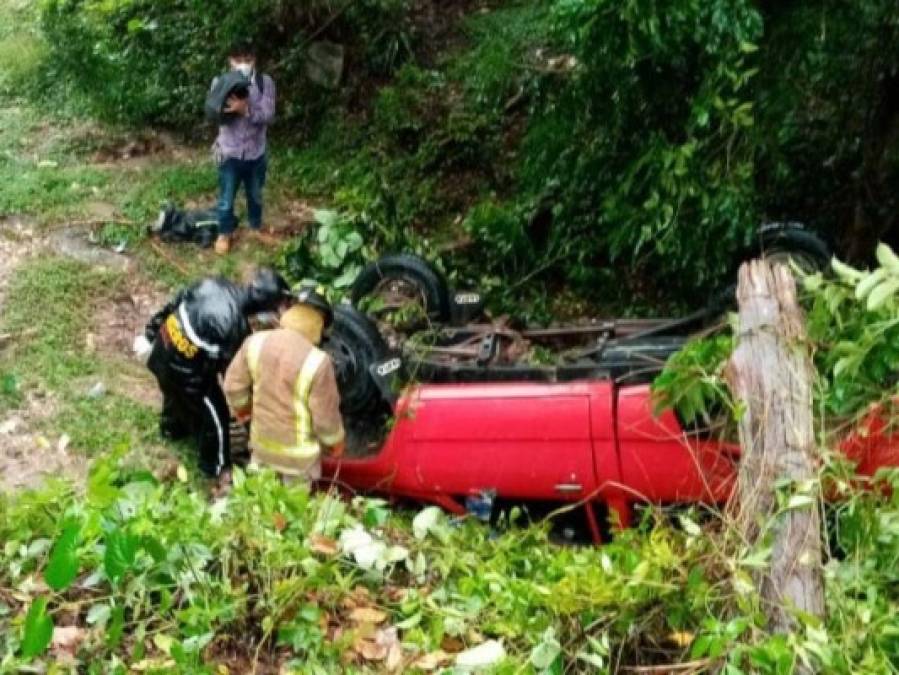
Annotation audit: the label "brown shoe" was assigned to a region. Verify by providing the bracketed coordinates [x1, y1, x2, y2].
[214, 234, 231, 255]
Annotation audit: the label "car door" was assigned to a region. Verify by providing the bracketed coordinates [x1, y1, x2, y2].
[408, 381, 598, 501]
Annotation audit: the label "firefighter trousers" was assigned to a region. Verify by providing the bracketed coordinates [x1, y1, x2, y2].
[156, 376, 231, 478]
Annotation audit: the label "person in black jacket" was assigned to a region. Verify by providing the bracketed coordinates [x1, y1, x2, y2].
[139, 268, 291, 481]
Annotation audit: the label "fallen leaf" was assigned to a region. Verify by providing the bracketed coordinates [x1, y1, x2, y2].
[355, 639, 387, 661]
[153, 633, 175, 655]
[130, 658, 175, 671]
[414, 650, 452, 670]
[667, 630, 694, 647]
[350, 606, 388, 625]
[50, 624, 86, 658]
[456, 640, 506, 668]
[310, 534, 338, 556]
[176, 465, 188, 483]
[375, 626, 402, 671]
[58, 434, 71, 453]
[386, 642, 403, 672]
[441, 636, 465, 653]
[272, 512, 287, 532]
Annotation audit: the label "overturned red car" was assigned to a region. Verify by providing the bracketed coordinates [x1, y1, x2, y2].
[317, 225, 899, 541]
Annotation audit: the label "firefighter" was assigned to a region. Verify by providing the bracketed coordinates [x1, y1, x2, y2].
[136, 268, 291, 482]
[223, 284, 345, 484]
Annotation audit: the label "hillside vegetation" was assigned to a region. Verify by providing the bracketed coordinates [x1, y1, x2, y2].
[1, 1, 899, 673]
[14, 0, 899, 316]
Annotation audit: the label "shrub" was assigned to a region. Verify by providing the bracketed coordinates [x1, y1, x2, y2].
[519, 0, 763, 292]
[38, 0, 415, 128]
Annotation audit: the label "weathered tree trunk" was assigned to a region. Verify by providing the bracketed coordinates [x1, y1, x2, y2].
[724, 260, 825, 665]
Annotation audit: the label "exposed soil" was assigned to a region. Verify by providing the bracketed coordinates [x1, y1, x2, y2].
[0, 391, 87, 494]
[0, 217, 168, 493]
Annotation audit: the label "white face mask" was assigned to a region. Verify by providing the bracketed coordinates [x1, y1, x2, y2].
[233, 62, 253, 78]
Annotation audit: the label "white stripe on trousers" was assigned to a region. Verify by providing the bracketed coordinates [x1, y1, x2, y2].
[203, 396, 225, 475]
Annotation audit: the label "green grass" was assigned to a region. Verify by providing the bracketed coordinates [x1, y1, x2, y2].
[0, 257, 160, 455]
[0, 0, 43, 95]
[447, 3, 551, 111]
[0, 102, 217, 225]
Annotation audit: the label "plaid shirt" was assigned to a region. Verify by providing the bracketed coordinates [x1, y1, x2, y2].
[213, 72, 276, 161]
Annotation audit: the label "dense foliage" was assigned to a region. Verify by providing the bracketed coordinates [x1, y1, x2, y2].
[29, 0, 899, 309]
[4, 439, 899, 671]
[0, 453, 715, 673]
[38, 0, 414, 128]
[653, 245, 899, 428]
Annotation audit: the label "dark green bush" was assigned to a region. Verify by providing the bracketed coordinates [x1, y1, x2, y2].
[518, 0, 763, 292]
[38, 0, 415, 128]
[29, 0, 899, 310]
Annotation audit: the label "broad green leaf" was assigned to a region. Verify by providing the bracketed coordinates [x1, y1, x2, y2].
[876, 243, 899, 274]
[313, 209, 340, 229]
[106, 605, 125, 647]
[45, 521, 80, 591]
[104, 529, 139, 582]
[786, 494, 815, 510]
[530, 629, 562, 669]
[831, 257, 864, 283]
[21, 597, 53, 658]
[412, 506, 442, 540]
[866, 278, 899, 311]
[855, 268, 886, 300]
[153, 633, 175, 655]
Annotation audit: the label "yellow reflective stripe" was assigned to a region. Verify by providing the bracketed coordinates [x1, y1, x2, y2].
[252, 435, 320, 458]
[295, 348, 327, 446]
[246, 332, 268, 400]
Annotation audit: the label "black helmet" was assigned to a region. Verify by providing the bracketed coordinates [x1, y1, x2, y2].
[244, 267, 291, 314]
[294, 282, 333, 327]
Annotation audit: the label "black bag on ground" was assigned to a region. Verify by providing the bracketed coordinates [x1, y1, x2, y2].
[152, 203, 221, 248]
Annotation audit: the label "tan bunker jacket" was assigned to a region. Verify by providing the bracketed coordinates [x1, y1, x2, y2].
[224, 328, 344, 478]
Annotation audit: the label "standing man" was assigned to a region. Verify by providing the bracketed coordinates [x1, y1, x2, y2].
[212, 41, 276, 255]
[137, 268, 292, 486]
[224, 285, 345, 484]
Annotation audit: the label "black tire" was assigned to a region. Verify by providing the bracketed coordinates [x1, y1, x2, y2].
[323, 304, 389, 416]
[756, 222, 831, 275]
[351, 254, 451, 322]
[710, 223, 832, 316]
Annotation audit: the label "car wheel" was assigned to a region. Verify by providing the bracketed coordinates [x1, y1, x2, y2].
[709, 224, 832, 315]
[351, 254, 451, 327]
[758, 222, 831, 275]
[323, 304, 389, 416]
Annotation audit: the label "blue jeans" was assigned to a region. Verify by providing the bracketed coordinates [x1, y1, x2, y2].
[217, 154, 267, 235]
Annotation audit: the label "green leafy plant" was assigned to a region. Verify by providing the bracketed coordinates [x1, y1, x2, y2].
[278, 208, 370, 292]
[652, 333, 735, 425]
[44, 521, 80, 591]
[20, 597, 53, 659]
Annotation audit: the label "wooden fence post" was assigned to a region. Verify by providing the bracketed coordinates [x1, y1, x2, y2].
[724, 260, 825, 665]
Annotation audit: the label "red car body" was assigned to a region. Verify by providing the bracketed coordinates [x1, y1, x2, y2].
[321, 380, 899, 542]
